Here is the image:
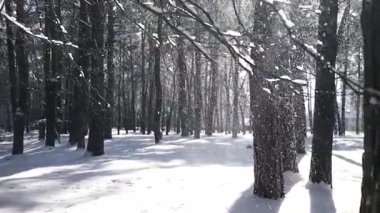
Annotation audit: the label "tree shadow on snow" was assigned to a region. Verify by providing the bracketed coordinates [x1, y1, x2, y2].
[229, 159, 304, 213]
[306, 182, 336, 213]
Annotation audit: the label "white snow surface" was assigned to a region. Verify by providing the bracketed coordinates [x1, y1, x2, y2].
[0, 131, 363, 213]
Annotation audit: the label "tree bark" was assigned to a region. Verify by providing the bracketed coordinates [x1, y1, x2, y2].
[44, 0, 62, 147]
[140, 29, 147, 134]
[70, 0, 91, 149]
[232, 58, 239, 138]
[360, 1, 380, 212]
[310, 0, 339, 186]
[194, 49, 202, 139]
[13, 0, 29, 155]
[205, 46, 218, 136]
[87, 0, 105, 156]
[177, 33, 188, 137]
[251, 0, 284, 199]
[153, 12, 163, 143]
[104, 3, 115, 139]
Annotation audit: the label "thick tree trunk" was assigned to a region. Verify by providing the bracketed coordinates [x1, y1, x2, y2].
[360, 1, 380, 212]
[70, 0, 90, 149]
[44, 0, 62, 147]
[13, 0, 29, 155]
[104, 3, 115, 139]
[251, 0, 284, 199]
[87, 0, 105, 156]
[310, 0, 339, 186]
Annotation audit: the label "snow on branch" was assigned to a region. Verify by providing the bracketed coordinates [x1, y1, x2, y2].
[1, 11, 78, 49]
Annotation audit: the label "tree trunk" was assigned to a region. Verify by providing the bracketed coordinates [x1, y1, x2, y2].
[356, 48, 361, 135]
[44, 0, 62, 147]
[13, 0, 29, 155]
[360, 1, 380, 212]
[205, 46, 218, 136]
[130, 43, 137, 133]
[87, 0, 105, 156]
[70, 0, 90, 149]
[140, 30, 147, 134]
[147, 36, 155, 135]
[251, 0, 284, 199]
[104, 3, 115, 139]
[166, 69, 176, 135]
[5, 0, 17, 131]
[194, 49, 202, 139]
[232, 58, 239, 138]
[340, 43, 349, 136]
[310, 0, 339, 186]
[153, 13, 163, 143]
[294, 84, 307, 154]
[177, 34, 188, 137]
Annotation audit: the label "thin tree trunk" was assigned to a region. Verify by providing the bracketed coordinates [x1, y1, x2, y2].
[232, 58, 239, 138]
[104, 3, 115, 139]
[205, 46, 218, 136]
[356, 48, 361, 135]
[153, 12, 163, 143]
[194, 49, 202, 139]
[177, 33, 188, 137]
[140, 29, 147, 134]
[340, 43, 349, 136]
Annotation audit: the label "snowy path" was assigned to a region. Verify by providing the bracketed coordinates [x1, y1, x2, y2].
[0, 132, 362, 213]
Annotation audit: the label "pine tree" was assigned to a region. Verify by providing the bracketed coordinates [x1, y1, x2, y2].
[309, 0, 339, 186]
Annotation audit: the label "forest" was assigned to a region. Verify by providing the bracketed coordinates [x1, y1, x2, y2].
[0, 0, 379, 212]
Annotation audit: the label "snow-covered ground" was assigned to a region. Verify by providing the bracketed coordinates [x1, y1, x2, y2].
[0, 130, 363, 213]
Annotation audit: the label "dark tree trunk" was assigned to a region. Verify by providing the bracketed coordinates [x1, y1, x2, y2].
[140, 30, 147, 134]
[87, 0, 105, 156]
[153, 14, 163, 143]
[360, 1, 380, 212]
[356, 48, 361, 135]
[310, 0, 339, 186]
[205, 46, 218, 136]
[224, 60, 231, 135]
[13, 0, 29, 155]
[130, 42, 137, 133]
[5, 0, 17, 129]
[44, 0, 62, 147]
[70, 0, 91, 149]
[232, 58, 239, 138]
[250, 0, 284, 199]
[147, 36, 155, 135]
[166, 69, 176, 135]
[177, 34, 189, 137]
[294, 85, 307, 154]
[340, 44, 349, 136]
[104, 3, 115, 139]
[194, 49, 202, 139]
